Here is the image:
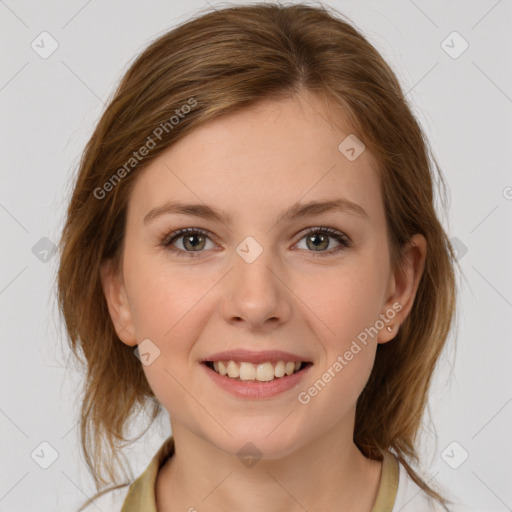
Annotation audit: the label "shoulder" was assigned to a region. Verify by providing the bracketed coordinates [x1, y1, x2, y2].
[392, 462, 464, 512]
[392, 462, 445, 512]
[73, 435, 175, 512]
[76, 485, 130, 512]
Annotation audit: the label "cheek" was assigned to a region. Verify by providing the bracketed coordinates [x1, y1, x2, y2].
[124, 246, 213, 340]
[124, 249, 215, 410]
[299, 257, 387, 345]
[297, 275, 382, 413]
[293, 253, 387, 400]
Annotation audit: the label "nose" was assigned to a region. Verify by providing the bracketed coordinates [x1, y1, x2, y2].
[221, 242, 292, 330]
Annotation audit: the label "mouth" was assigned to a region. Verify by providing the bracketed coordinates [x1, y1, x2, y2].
[202, 360, 313, 382]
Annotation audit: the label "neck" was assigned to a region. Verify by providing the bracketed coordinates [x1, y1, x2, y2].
[156, 420, 383, 512]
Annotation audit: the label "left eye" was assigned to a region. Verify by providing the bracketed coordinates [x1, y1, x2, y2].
[161, 226, 351, 258]
[161, 228, 215, 257]
[295, 227, 351, 256]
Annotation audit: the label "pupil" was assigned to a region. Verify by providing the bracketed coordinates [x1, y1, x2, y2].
[186, 235, 202, 249]
[309, 234, 327, 250]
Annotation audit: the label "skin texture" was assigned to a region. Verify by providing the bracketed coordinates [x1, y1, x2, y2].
[101, 91, 427, 512]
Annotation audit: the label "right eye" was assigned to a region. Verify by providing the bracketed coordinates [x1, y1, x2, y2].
[161, 228, 216, 258]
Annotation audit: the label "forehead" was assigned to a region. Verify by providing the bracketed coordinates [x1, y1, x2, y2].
[127, 93, 384, 226]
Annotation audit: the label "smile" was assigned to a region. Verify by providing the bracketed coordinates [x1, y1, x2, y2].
[204, 360, 311, 382]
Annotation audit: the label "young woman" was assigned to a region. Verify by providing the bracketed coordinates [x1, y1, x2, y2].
[57, 3, 460, 511]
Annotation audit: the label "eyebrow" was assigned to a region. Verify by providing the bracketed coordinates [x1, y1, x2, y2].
[143, 198, 369, 225]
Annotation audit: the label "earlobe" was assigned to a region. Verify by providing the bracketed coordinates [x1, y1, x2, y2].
[381, 322, 398, 342]
[378, 234, 427, 343]
[100, 259, 138, 346]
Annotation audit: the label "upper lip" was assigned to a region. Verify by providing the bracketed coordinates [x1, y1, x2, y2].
[203, 349, 312, 364]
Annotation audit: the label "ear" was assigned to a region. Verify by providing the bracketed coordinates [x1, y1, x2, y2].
[100, 259, 137, 346]
[378, 233, 427, 343]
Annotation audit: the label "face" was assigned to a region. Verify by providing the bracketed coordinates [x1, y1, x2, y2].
[101, 92, 425, 459]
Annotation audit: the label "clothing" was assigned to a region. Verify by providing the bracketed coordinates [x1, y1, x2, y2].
[77, 435, 450, 512]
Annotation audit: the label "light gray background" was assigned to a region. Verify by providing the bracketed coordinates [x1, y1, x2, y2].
[1, 1, 511, 511]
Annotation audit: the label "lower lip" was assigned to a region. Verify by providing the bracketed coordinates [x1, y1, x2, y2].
[201, 362, 313, 399]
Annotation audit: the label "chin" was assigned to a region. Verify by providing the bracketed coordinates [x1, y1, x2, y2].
[206, 425, 304, 462]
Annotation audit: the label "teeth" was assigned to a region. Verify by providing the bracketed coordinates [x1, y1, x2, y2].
[227, 360, 239, 378]
[274, 361, 285, 378]
[208, 360, 305, 382]
[240, 362, 257, 380]
[218, 361, 227, 375]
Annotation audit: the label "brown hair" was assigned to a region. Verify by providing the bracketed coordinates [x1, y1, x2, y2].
[57, 2, 458, 510]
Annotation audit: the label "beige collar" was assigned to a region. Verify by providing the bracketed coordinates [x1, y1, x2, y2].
[120, 436, 398, 511]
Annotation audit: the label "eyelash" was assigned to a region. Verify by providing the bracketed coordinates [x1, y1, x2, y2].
[160, 226, 351, 259]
